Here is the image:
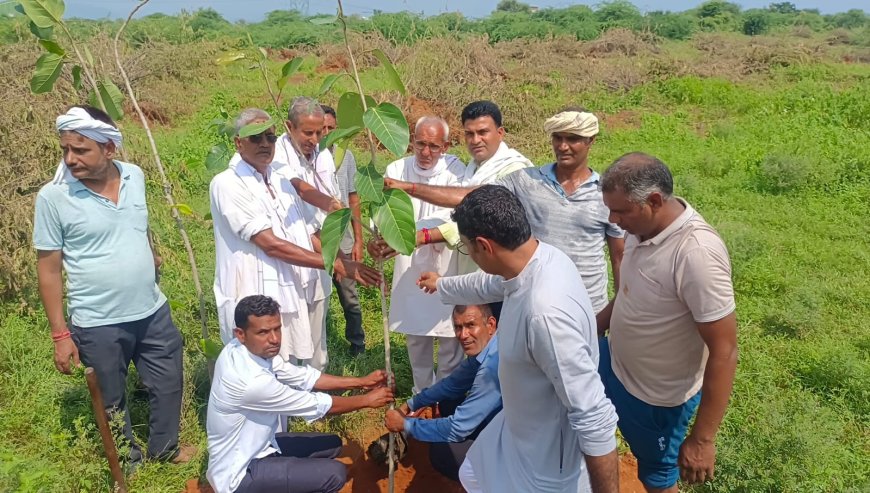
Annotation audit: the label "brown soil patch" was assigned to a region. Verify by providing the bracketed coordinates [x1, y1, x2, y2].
[317, 52, 350, 73]
[601, 110, 642, 132]
[403, 96, 462, 146]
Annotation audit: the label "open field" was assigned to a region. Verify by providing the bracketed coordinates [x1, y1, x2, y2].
[1, 7, 869, 492]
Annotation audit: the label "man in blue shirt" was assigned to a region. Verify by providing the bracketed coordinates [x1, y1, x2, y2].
[384, 303, 501, 482]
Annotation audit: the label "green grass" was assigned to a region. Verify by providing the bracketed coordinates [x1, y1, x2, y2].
[1, 35, 869, 492]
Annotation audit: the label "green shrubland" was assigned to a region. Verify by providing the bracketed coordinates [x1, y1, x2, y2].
[0, 7, 868, 492]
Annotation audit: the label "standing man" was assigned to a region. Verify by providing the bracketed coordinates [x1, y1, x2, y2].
[418, 185, 619, 493]
[375, 100, 533, 273]
[597, 153, 738, 492]
[273, 97, 339, 370]
[207, 295, 394, 493]
[321, 104, 365, 356]
[382, 107, 624, 313]
[34, 106, 189, 467]
[384, 303, 502, 483]
[385, 116, 466, 395]
[211, 108, 379, 368]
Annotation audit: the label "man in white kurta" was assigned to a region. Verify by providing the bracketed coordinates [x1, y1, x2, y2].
[418, 185, 619, 493]
[211, 108, 379, 366]
[387, 117, 466, 394]
[273, 97, 341, 370]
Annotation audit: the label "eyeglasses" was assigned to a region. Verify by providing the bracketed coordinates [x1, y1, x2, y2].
[455, 241, 469, 256]
[248, 133, 278, 144]
[413, 140, 444, 153]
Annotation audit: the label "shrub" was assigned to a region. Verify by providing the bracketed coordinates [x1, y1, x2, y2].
[645, 12, 697, 40]
[757, 153, 813, 193]
[742, 10, 771, 35]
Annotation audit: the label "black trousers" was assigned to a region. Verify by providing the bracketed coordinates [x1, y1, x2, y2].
[428, 396, 478, 482]
[332, 275, 364, 350]
[235, 433, 346, 493]
[70, 302, 184, 462]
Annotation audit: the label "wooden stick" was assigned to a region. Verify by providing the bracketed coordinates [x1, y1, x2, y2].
[85, 368, 128, 493]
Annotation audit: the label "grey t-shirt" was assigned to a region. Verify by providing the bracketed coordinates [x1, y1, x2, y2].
[333, 149, 358, 252]
[497, 165, 624, 312]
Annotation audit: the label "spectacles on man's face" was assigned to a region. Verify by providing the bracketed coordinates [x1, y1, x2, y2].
[414, 140, 444, 154]
[455, 241, 469, 256]
[247, 132, 278, 144]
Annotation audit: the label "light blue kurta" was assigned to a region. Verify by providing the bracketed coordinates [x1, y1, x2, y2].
[437, 242, 618, 492]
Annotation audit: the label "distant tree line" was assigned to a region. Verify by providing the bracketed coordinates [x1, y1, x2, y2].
[0, 1, 868, 46]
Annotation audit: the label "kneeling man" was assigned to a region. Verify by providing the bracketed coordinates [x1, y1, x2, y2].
[384, 303, 502, 482]
[207, 295, 394, 493]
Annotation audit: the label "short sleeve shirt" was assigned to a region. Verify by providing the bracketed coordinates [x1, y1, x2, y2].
[609, 199, 735, 407]
[32, 162, 166, 327]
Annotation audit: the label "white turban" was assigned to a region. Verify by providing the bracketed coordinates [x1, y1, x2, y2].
[543, 111, 599, 138]
[56, 107, 123, 148]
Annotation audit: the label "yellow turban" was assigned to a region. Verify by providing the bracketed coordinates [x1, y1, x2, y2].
[543, 111, 599, 137]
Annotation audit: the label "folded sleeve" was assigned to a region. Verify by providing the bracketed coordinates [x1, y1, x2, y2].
[527, 314, 618, 456]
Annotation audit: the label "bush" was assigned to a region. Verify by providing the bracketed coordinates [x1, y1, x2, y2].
[757, 154, 813, 193]
[742, 10, 771, 35]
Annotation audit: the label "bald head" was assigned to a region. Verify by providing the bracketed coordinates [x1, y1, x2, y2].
[600, 152, 674, 204]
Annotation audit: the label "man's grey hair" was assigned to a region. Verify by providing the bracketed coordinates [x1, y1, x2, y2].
[600, 152, 674, 204]
[235, 108, 271, 135]
[288, 96, 325, 125]
[415, 116, 449, 141]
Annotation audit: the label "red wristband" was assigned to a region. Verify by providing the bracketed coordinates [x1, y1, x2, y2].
[422, 228, 431, 245]
[51, 330, 71, 342]
[410, 183, 416, 196]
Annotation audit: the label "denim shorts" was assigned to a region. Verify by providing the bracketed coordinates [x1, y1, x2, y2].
[598, 337, 701, 489]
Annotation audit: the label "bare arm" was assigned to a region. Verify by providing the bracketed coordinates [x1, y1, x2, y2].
[291, 177, 342, 212]
[385, 178, 476, 208]
[595, 298, 615, 337]
[585, 449, 619, 493]
[679, 311, 738, 483]
[37, 250, 79, 374]
[314, 370, 387, 392]
[605, 235, 624, 295]
[327, 387, 393, 415]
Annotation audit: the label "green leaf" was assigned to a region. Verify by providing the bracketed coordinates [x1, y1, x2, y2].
[371, 49, 407, 96]
[310, 15, 337, 25]
[363, 102, 410, 157]
[319, 208, 352, 276]
[175, 203, 194, 216]
[258, 47, 268, 61]
[30, 52, 63, 94]
[18, 0, 64, 29]
[373, 189, 416, 256]
[206, 142, 232, 171]
[238, 118, 277, 138]
[332, 143, 347, 171]
[38, 38, 64, 55]
[319, 125, 360, 151]
[89, 80, 124, 121]
[71, 64, 81, 90]
[200, 338, 224, 360]
[277, 57, 304, 92]
[216, 52, 246, 65]
[354, 161, 385, 204]
[317, 73, 342, 96]
[336, 92, 376, 130]
[28, 20, 53, 40]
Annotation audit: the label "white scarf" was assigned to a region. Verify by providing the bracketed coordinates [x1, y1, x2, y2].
[228, 155, 317, 314]
[462, 142, 533, 186]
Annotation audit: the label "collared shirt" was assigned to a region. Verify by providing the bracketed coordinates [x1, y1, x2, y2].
[404, 335, 502, 443]
[437, 242, 618, 492]
[610, 199, 735, 407]
[32, 161, 166, 327]
[497, 165, 624, 312]
[206, 339, 333, 493]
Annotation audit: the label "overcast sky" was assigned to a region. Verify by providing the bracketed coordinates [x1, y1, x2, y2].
[64, 0, 866, 21]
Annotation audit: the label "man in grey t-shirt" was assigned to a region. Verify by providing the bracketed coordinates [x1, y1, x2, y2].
[321, 105, 365, 355]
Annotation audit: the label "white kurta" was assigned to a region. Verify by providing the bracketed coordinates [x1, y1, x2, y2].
[386, 155, 465, 337]
[210, 156, 314, 359]
[437, 242, 618, 492]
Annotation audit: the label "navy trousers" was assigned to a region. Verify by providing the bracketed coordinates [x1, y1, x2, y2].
[235, 433, 347, 493]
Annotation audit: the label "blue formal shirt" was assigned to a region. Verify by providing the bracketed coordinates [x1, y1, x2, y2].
[404, 335, 502, 443]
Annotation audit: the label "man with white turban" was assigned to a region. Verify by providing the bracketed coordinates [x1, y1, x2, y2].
[33, 105, 192, 469]
[381, 107, 625, 315]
